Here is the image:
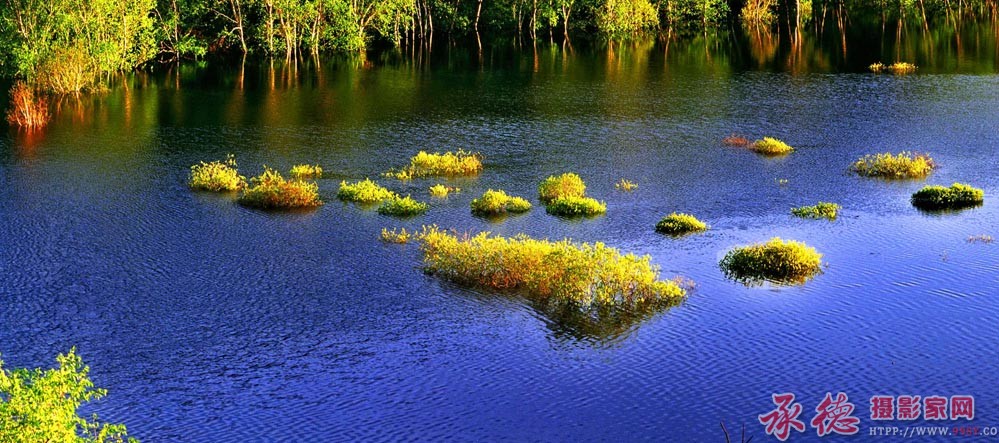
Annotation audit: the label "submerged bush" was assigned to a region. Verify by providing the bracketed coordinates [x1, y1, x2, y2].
[0, 348, 135, 443]
[720, 237, 823, 284]
[538, 173, 587, 203]
[791, 202, 841, 220]
[615, 178, 638, 191]
[655, 213, 708, 235]
[851, 151, 935, 179]
[289, 164, 322, 178]
[381, 227, 413, 243]
[911, 183, 984, 210]
[378, 195, 429, 216]
[967, 235, 994, 244]
[545, 196, 607, 217]
[337, 179, 397, 203]
[429, 184, 459, 197]
[471, 189, 532, 215]
[418, 226, 686, 308]
[387, 150, 483, 179]
[721, 134, 751, 147]
[870, 62, 917, 74]
[189, 154, 246, 192]
[751, 137, 794, 155]
[238, 168, 323, 209]
[5, 82, 50, 129]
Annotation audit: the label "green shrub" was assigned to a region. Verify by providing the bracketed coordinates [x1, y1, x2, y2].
[0, 348, 136, 443]
[337, 179, 397, 203]
[791, 202, 841, 220]
[655, 212, 708, 235]
[545, 196, 607, 217]
[911, 183, 984, 210]
[238, 168, 323, 209]
[378, 195, 429, 216]
[615, 178, 638, 191]
[189, 154, 246, 192]
[851, 151, 935, 179]
[381, 228, 413, 243]
[429, 184, 459, 197]
[720, 238, 823, 284]
[538, 173, 587, 203]
[470, 189, 532, 215]
[418, 226, 686, 308]
[870, 62, 917, 74]
[289, 164, 322, 178]
[751, 137, 794, 155]
[387, 150, 483, 179]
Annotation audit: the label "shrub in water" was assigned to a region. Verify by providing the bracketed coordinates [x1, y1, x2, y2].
[870, 62, 917, 74]
[289, 164, 322, 178]
[911, 183, 984, 210]
[615, 178, 638, 191]
[538, 173, 587, 203]
[0, 348, 135, 443]
[5, 81, 50, 129]
[418, 226, 686, 308]
[387, 150, 483, 179]
[722, 134, 751, 147]
[337, 179, 397, 203]
[381, 228, 413, 243]
[238, 167, 323, 209]
[545, 196, 607, 217]
[189, 154, 246, 192]
[429, 184, 459, 197]
[791, 202, 841, 220]
[378, 195, 429, 216]
[655, 212, 708, 235]
[720, 237, 823, 284]
[751, 137, 794, 155]
[851, 151, 935, 179]
[470, 189, 532, 215]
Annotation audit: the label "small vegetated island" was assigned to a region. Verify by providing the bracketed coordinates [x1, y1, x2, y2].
[337, 178, 429, 216]
[655, 212, 708, 236]
[851, 151, 935, 179]
[289, 164, 323, 179]
[238, 167, 323, 209]
[750, 137, 795, 156]
[471, 189, 532, 216]
[791, 202, 841, 220]
[911, 183, 984, 210]
[720, 238, 823, 285]
[538, 173, 606, 216]
[386, 150, 483, 180]
[189, 155, 246, 192]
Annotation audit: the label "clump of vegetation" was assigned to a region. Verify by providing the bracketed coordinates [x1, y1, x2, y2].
[967, 235, 994, 244]
[720, 237, 823, 284]
[289, 164, 322, 178]
[0, 348, 136, 443]
[545, 196, 607, 217]
[418, 226, 686, 308]
[429, 184, 459, 197]
[189, 154, 247, 192]
[381, 227, 413, 243]
[538, 173, 587, 203]
[5, 82, 50, 129]
[655, 212, 708, 236]
[722, 134, 751, 147]
[851, 151, 935, 179]
[378, 195, 429, 216]
[911, 183, 984, 210]
[387, 150, 483, 179]
[337, 179, 397, 203]
[791, 202, 841, 220]
[238, 167, 323, 209]
[470, 189, 532, 215]
[750, 137, 794, 155]
[615, 178, 638, 191]
[776, 178, 789, 186]
[870, 62, 917, 74]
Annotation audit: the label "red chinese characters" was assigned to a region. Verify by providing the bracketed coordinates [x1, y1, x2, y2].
[811, 392, 860, 437]
[759, 393, 806, 441]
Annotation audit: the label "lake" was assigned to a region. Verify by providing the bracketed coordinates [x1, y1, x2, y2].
[2, 31, 999, 442]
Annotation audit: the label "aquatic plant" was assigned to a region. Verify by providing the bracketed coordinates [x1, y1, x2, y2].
[776, 178, 789, 186]
[870, 62, 917, 74]
[418, 226, 686, 308]
[0, 348, 135, 443]
[538, 173, 587, 203]
[967, 235, 994, 244]
[791, 202, 840, 220]
[387, 150, 483, 179]
[337, 179, 397, 203]
[655, 212, 708, 235]
[470, 189, 532, 215]
[851, 151, 935, 179]
[189, 154, 246, 192]
[381, 227, 413, 243]
[750, 137, 794, 155]
[238, 167, 323, 209]
[545, 196, 607, 217]
[721, 134, 751, 147]
[911, 183, 984, 210]
[289, 164, 322, 178]
[615, 178, 639, 191]
[429, 184, 459, 197]
[5, 82, 50, 129]
[719, 237, 823, 284]
[378, 195, 429, 216]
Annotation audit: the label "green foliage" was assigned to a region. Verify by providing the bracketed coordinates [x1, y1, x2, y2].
[870, 62, 917, 74]
[720, 237, 823, 284]
[751, 137, 794, 155]
[791, 202, 840, 220]
[189, 154, 247, 192]
[615, 178, 638, 191]
[381, 227, 413, 243]
[337, 179, 397, 203]
[470, 189, 532, 215]
[538, 172, 587, 203]
[740, 0, 777, 25]
[911, 183, 984, 210]
[545, 196, 607, 216]
[659, 0, 729, 31]
[0, 348, 136, 443]
[655, 212, 707, 235]
[290, 164, 323, 178]
[429, 184, 459, 197]
[851, 151, 935, 179]
[377, 195, 429, 216]
[238, 167, 323, 209]
[418, 226, 687, 308]
[387, 150, 483, 180]
[596, 0, 658, 34]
